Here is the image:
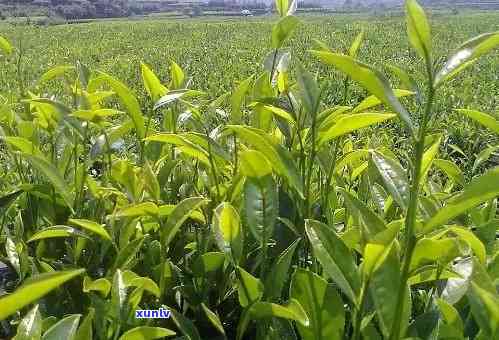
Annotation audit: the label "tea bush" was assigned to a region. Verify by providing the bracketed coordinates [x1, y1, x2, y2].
[0, 1, 498, 339]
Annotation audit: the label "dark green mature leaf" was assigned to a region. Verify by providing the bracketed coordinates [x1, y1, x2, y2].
[272, 16, 300, 49]
[456, 109, 499, 134]
[265, 238, 300, 299]
[89, 72, 145, 138]
[296, 64, 320, 115]
[201, 304, 225, 336]
[311, 51, 415, 136]
[0, 270, 85, 320]
[423, 167, 499, 232]
[434, 32, 499, 87]
[244, 175, 278, 242]
[227, 125, 303, 197]
[119, 326, 176, 340]
[371, 151, 410, 211]
[212, 202, 243, 263]
[42, 315, 80, 340]
[0, 189, 24, 209]
[339, 188, 385, 240]
[13, 305, 42, 340]
[169, 307, 201, 340]
[370, 247, 410, 338]
[305, 219, 361, 303]
[162, 197, 208, 247]
[111, 237, 144, 272]
[25, 154, 74, 211]
[290, 268, 345, 340]
[405, 0, 432, 62]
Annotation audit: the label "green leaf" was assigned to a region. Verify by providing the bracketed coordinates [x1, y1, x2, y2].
[236, 266, 264, 307]
[27, 226, 90, 243]
[83, 276, 111, 297]
[369, 247, 411, 338]
[2, 136, 43, 156]
[272, 16, 300, 49]
[433, 159, 465, 186]
[436, 299, 464, 339]
[305, 219, 361, 303]
[473, 145, 499, 172]
[0, 189, 24, 210]
[68, 219, 112, 241]
[423, 167, 499, 232]
[169, 60, 185, 89]
[349, 30, 364, 59]
[201, 304, 225, 336]
[410, 238, 460, 272]
[311, 51, 415, 136]
[296, 64, 320, 115]
[115, 202, 159, 218]
[319, 113, 396, 146]
[0, 269, 85, 320]
[212, 202, 243, 263]
[456, 109, 499, 134]
[5, 237, 20, 276]
[13, 305, 42, 340]
[192, 252, 225, 276]
[227, 125, 303, 197]
[244, 175, 278, 242]
[231, 76, 253, 124]
[290, 268, 345, 340]
[141, 62, 167, 102]
[249, 299, 309, 326]
[435, 32, 499, 87]
[42, 315, 80, 340]
[119, 326, 176, 340]
[352, 89, 414, 113]
[252, 103, 295, 124]
[110, 270, 127, 320]
[339, 188, 386, 240]
[265, 238, 300, 299]
[89, 72, 145, 138]
[39, 65, 75, 84]
[447, 226, 486, 265]
[468, 282, 499, 337]
[169, 307, 201, 340]
[240, 149, 272, 178]
[362, 243, 393, 279]
[420, 135, 441, 181]
[371, 151, 410, 211]
[24, 155, 74, 211]
[0, 35, 13, 56]
[111, 237, 144, 272]
[162, 197, 208, 248]
[74, 309, 94, 340]
[405, 0, 432, 61]
[153, 90, 188, 110]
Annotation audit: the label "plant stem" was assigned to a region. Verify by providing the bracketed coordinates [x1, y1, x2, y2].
[389, 78, 434, 340]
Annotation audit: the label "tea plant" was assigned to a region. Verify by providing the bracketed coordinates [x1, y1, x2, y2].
[1, 1, 498, 339]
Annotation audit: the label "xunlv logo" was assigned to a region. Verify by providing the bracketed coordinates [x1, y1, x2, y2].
[135, 308, 171, 319]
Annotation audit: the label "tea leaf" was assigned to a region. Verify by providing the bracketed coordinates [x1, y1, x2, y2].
[119, 326, 176, 340]
[405, 0, 432, 62]
[0, 269, 85, 320]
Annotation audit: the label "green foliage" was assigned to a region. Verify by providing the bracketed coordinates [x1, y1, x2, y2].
[0, 2, 498, 339]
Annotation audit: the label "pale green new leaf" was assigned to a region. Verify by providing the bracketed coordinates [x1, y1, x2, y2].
[0, 269, 85, 320]
[119, 326, 176, 340]
[352, 89, 414, 113]
[423, 167, 499, 232]
[69, 219, 112, 241]
[405, 0, 432, 61]
[311, 51, 415, 136]
[0, 36, 13, 56]
[456, 109, 499, 134]
[42, 315, 80, 340]
[435, 32, 499, 87]
[236, 266, 264, 307]
[13, 305, 42, 340]
[212, 202, 243, 263]
[272, 16, 300, 49]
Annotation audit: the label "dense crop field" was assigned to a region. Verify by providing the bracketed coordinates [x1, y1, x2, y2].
[1, 1, 499, 339]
